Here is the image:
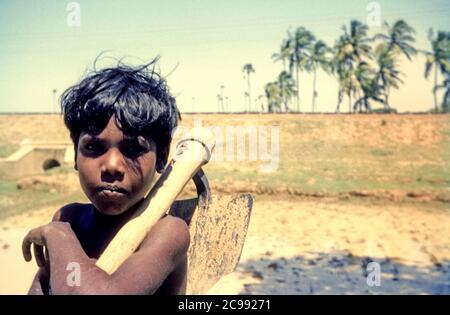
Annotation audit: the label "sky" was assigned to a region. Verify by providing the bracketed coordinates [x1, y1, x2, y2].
[0, 0, 449, 113]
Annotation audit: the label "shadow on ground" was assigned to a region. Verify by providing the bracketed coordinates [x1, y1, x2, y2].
[236, 250, 450, 294]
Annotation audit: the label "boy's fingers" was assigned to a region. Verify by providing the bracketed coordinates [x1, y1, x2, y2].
[33, 244, 46, 267]
[22, 237, 32, 262]
[22, 229, 45, 263]
[44, 247, 49, 262]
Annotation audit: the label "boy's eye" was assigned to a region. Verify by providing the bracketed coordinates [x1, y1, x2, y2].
[83, 142, 103, 153]
[122, 145, 147, 157]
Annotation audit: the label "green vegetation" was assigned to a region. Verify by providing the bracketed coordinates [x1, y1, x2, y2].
[202, 115, 450, 195]
[0, 178, 87, 221]
[0, 143, 19, 158]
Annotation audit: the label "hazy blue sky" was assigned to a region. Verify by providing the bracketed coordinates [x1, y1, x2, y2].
[0, 0, 449, 113]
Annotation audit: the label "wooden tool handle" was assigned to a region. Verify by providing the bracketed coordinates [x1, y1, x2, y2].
[95, 127, 215, 274]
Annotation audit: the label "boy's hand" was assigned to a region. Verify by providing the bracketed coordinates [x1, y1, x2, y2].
[22, 222, 73, 267]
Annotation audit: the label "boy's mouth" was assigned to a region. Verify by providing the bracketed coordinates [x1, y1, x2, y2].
[96, 185, 129, 195]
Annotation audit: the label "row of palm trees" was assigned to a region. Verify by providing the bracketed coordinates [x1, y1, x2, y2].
[243, 19, 450, 113]
[425, 30, 450, 112]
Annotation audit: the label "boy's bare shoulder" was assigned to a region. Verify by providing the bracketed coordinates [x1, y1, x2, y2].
[52, 203, 91, 223]
[142, 214, 190, 252]
[158, 214, 189, 230]
[158, 215, 190, 238]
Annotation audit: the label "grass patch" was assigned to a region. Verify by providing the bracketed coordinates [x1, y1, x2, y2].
[0, 143, 19, 158]
[202, 136, 449, 194]
[370, 148, 393, 157]
[0, 181, 17, 193]
[0, 177, 87, 221]
[44, 164, 75, 175]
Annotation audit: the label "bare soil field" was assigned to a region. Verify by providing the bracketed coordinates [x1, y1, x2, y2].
[1, 195, 449, 294]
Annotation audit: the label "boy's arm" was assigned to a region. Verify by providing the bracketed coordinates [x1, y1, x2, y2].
[28, 267, 49, 295]
[22, 215, 189, 295]
[25, 205, 78, 295]
[109, 215, 190, 294]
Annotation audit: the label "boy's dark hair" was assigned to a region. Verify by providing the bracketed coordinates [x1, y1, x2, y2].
[61, 58, 180, 172]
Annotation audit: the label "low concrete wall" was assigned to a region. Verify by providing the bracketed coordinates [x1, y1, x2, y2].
[0, 145, 73, 179]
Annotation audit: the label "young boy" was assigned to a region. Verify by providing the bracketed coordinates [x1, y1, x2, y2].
[22, 59, 190, 295]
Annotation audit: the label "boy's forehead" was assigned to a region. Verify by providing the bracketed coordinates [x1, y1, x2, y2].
[78, 116, 153, 143]
[80, 131, 147, 142]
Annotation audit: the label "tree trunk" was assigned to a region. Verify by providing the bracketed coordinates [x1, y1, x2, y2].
[434, 66, 438, 112]
[348, 92, 352, 113]
[364, 97, 369, 112]
[220, 87, 225, 112]
[312, 70, 317, 113]
[355, 90, 361, 111]
[336, 90, 342, 112]
[281, 81, 288, 112]
[296, 67, 300, 112]
[247, 74, 251, 112]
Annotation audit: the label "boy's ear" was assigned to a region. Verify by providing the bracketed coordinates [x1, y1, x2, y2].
[156, 160, 165, 173]
[156, 162, 162, 173]
[73, 145, 78, 171]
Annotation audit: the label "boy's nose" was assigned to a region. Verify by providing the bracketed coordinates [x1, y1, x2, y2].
[101, 148, 125, 178]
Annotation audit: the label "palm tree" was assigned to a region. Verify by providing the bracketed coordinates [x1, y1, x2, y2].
[332, 42, 351, 112]
[265, 82, 281, 113]
[220, 85, 225, 112]
[425, 30, 450, 112]
[332, 46, 356, 113]
[272, 38, 292, 71]
[334, 69, 349, 112]
[373, 20, 415, 109]
[277, 71, 297, 112]
[333, 20, 372, 112]
[374, 43, 403, 109]
[242, 64, 255, 112]
[216, 94, 222, 112]
[256, 95, 265, 112]
[376, 20, 416, 60]
[434, 75, 450, 112]
[288, 27, 315, 112]
[341, 20, 372, 63]
[305, 40, 331, 112]
[264, 72, 296, 113]
[353, 62, 384, 112]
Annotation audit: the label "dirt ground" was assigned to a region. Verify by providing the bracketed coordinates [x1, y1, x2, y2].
[1, 195, 449, 295]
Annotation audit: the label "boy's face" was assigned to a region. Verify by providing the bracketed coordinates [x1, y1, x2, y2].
[76, 116, 157, 216]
